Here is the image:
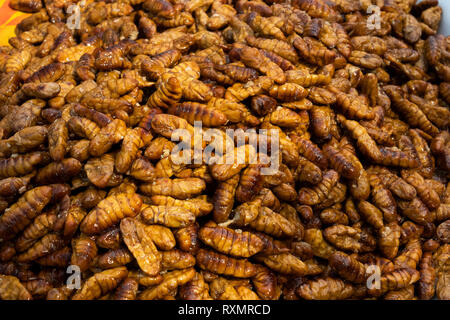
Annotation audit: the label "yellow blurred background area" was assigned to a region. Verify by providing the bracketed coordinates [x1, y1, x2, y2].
[0, 0, 30, 46]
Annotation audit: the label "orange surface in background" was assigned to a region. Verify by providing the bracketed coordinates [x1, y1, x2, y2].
[0, 0, 30, 46]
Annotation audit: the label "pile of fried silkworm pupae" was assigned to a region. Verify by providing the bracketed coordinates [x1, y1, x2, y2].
[0, 0, 448, 301]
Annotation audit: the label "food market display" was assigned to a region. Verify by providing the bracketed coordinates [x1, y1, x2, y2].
[0, 0, 449, 300]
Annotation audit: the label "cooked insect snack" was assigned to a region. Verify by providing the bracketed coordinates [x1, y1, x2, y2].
[0, 0, 448, 301]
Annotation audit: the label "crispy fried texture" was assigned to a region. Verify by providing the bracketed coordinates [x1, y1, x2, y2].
[256, 252, 307, 276]
[378, 223, 401, 259]
[80, 193, 143, 235]
[213, 174, 240, 223]
[329, 251, 367, 283]
[120, 218, 161, 276]
[97, 248, 133, 269]
[174, 224, 201, 255]
[418, 251, 436, 300]
[138, 268, 195, 300]
[298, 170, 339, 205]
[116, 128, 145, 174]
[178, 272, 211, 300]
[114, 278, 138, 300]
[0, 174, 33, 198]
[71, 236, 98, 272]
[324, 225, 376, 253]
[140, 205, 195, 228]
[297, 277, 354, 300]
[368, 268, 420, 297]
[89, 119, 127, 157]
[199, 226, 264, 258]
[0, 275, 32, 300]
[15, 211, 56, 252]
[140, 178, 206, 199]
[0, 152, 49, 179]
[17, 233, 65, 262]
[0, 186, 52, 241]
[72, 267, 128, 300]
[1, 0, 449, 301]
[304, 228, 336, 259]
[196, 249, 257, 278]
[35, 158, 81, 185]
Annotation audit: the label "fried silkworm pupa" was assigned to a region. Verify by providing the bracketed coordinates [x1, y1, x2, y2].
[298, 170, 339, 205]
[255, 252, 307, 276]
[231, 45, 286, 84]
[147, 73, 182, 109]
[0, 242, 15, 262]
[47, 118, 68, 161]
[143, 225, 176, 251]
[140, 178, 206, 200]
[378, 222, 401, 260]
[251, 266, 281, 300]
[150, 195, 212, 217]
[71, 236, 98, 272]
[394, 239, 423, 270]
[232, 204, 296, 238]
[160, 249, 195, 271]
[385, 87, 439, 137]
[323, 144, 359, 179]
[128, 270, 163, 287]
[383, 286, 415, 300]
[89, 119, 127, 157]
[34, 246, 71, 268]
[417, 251, 436, 300]
[329, 251, 367, 284]
[84, 154, 116, 189]
[358, 201, 384, 230]
[401, 170, 441, 210]
[97, 248, 134, 269]
[140, 205, 195, 228]
[198, 225, 264, 258]
[178, 272, 211, 300]
[0, 275, 32, 300]
[297, 277, 354, 300]
[319, 208, 349, 225]
[68, 116, 101, 140]
[213, 174, 240, 223]
[80, 193, 143, 235]
[95, 226, 121, 250]
[367, 268, 420, 297]
[34, 158, 82, 185]
[72, 267, 128, 300]
[0, 173, 34, 198]
[172, 222, 200, 255]
[16, 233, 65, 262]
[323, 225, 376, 253]
[0, 152, 49, 179]
[196, 249, 257, 278]
[0, 186, 52, 241]
[235, 164, 265, 203]
[250, 95, 277, 117]
[144, 137, 175, 160]
[115, 128, 145, 174]
[0, 126, 47, 157]
[210, 144, 257, 181]
[295, 156, 323, 185]
[337, 115, 382, 162]
[168, 102, 227, 127]
[120, 218, 161, 276]
[15, 210, 57, 252]
[114, 278, 138, 300]
[209, 277, 257, 300]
